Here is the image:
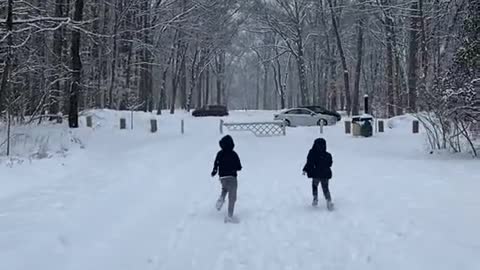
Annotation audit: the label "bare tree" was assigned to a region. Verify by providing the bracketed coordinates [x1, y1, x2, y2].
[327, 0, 351, 115]
[68, 0, 84, 128]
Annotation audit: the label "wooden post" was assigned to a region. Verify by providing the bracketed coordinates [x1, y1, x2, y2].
[86, 116, 92, 127]
[282, 123, 286, 136]
[6, 111, 11, 156]
[181, 119, 185, 134]
[220, 119, 224, 134]
[413, 120, 419, 134]
[319, 120, 324, 134]
[150, 119, 157, 133]
[378, 120, 384, 133]
[345, 121, 351, 134]
[120, 118, 126, 129]
[130, 110, 134, 130]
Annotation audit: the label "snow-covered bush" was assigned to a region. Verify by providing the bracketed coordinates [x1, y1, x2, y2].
[0, 121, 82, 159]
[416, 2, 479, 157]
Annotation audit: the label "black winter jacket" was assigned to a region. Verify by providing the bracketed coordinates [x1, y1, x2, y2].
[212, 135, 242, 177]
[303, 138, 333, 179]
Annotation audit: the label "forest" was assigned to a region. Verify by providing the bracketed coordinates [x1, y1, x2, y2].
[0, 0, 479, 152]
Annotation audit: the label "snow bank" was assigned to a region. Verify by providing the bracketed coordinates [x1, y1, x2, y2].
[0, 109, 278, 161]
[0, 122, 84, 161]
[387, 114, 417, 129]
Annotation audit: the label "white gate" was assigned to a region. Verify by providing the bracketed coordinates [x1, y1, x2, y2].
[220, 120, 286, 137]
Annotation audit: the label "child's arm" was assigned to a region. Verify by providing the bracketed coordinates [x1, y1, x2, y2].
[303, 150, 313, 173]
[211, 152, 220, 177]
[326, 153, 333, 168]
[234, 152, 242, 171]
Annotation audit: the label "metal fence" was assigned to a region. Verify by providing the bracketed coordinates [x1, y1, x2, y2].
[221, 120, 286, 137]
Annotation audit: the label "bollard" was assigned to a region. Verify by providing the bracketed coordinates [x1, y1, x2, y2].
[220, 119, 224, 134]
[378, 120, 384, 133]
[120, 118, 126, 129]
[413, 120, 419, 134]
[344, 121, 351, 134]
[86, 116, 92, 127]
[150, 119, 157, 133]
[56, 113, 63, 124]
[319, 120, 324, 134]
[181, 119, 185, 134]
[282, 123, 286, 136]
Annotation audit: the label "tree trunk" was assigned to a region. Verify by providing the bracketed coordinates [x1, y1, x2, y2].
[205, 65, 210, 105]
[386, 25, 395, 118]
[186, 48, 200, 112]
[392, 29, 404, 116]
[256, 64, 260, 109]
[50, 0, 64, 116]
[263, 63, 269, 109]
[329, 49, 338, 111]
[140, 0, 153, 112]
[170, 41, 187, 114]
[327, 0, 351, 115]
[68, 0, 84, 128]
[215, 51, 225, 105]
[274, 47, 286, 109]
[98, 1, 109, 108]
[296, 42, 308, 106]
[320, 0, 331, 109]
[180, 50, 188, 109]
[352, 2, 365, 116]
[157, 32, 177, 115]
[196, 68, 203, 108]
[383, 1, 396, 117]
[0, 0, 14, 113]
[93, 0, 102, 108]
[312, 43, 318, 105]
[108, 0, 119, 109]
[287, 58, 295, 107]
[272, 62, 279, 109]
[419, 0, 429, 102]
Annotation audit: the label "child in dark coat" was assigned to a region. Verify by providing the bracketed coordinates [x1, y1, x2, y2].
[211, 135, 242, 222]
[303, 138, 334, 210]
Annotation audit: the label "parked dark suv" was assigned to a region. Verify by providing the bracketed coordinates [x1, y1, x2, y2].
[300, 106, 341, 121]
[192, 105, 229, 117]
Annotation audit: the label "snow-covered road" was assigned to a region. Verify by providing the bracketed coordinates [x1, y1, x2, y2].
[1, 111, 479, 270]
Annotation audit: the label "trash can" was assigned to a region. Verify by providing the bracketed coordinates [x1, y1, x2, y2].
[351, 114, 373, 137]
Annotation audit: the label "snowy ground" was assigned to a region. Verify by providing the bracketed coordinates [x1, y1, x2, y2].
[1, 110, 479, 270]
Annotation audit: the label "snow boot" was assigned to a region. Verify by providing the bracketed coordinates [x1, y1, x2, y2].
[326, 200, 334, 211]
[312, 196, 319, 207]
[224, 215, 240, 224]
[216, 198, 225, 211]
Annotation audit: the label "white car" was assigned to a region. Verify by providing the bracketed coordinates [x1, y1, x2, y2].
[274, 108, 338, 127]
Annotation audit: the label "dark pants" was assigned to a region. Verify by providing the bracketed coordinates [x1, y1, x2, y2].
[220, 176, 238, 217]
[312, 178, 331, 201]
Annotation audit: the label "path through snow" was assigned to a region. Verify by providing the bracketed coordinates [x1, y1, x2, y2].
[1, 111, 479, 270]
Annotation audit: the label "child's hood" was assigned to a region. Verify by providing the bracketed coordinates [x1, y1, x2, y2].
[312, 138, 327, 152]
[219, 135, 235, 151]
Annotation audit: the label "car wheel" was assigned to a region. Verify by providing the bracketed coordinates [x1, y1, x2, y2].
[284, 119, 291, 126]
[317, 119, 328, 126]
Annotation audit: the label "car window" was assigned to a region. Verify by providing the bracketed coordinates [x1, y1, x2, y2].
[303, 106, 324, 113]
[312, 107, 325, 113]
[284, 109, 297, 114]
[208, 106, 225, 110]
[298, 109, 312, 115]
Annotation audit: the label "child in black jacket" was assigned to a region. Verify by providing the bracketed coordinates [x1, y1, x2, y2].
[211, 135, 242, 222]
[303, 138, 334, 210]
